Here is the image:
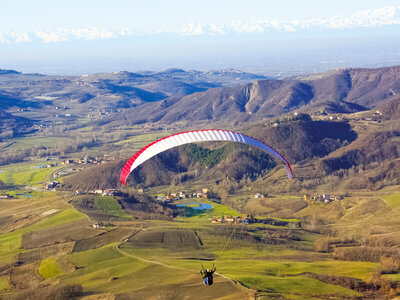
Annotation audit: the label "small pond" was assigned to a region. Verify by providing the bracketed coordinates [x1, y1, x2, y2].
[176, 202, 213, 210]
[34, 165, 48, 169]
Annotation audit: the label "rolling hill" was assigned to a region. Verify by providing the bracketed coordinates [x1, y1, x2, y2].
[0, 110, 33, 138]
[0, 68, 268, 127]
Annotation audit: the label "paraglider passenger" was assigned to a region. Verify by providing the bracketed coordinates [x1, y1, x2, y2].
[200, 264, 216, 286]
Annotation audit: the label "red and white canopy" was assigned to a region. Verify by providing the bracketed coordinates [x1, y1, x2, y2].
[120, 129, 293, 185]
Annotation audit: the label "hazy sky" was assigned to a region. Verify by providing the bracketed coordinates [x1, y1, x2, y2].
[1, 1, 400, 74]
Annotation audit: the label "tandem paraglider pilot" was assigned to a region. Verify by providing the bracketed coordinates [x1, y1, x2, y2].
[200, 264, 216, 286]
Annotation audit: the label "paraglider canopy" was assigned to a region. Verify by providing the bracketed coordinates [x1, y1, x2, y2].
[120, 129, 293, 185]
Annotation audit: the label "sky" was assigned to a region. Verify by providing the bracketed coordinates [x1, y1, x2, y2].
[1, 0, 400, 75]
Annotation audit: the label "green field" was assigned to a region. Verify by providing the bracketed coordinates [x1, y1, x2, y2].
[0, 162, 62, 186]
[109, 198, 379, 298]
[94, 196, 130, 218]
[382, 193, 400, 208]
[0, 185, 395, 298]
[63, 244, 193, 293]
[38, 257, 64, 279]
[0, 276, 9, 291]
[237, 275, 360, 297]
[6, 136, 70, 151]
[114, 132, 169, 148]
[119, 242, 369, 298]
[385, 272, 400, 281]
[175, 199, 241, 221]
[0, 190, 50, 199]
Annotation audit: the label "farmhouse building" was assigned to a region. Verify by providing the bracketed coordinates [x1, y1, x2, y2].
[0, 193, 13, 199]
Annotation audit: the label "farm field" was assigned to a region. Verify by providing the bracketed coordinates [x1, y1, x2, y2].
[38, 257, 64, 279]
[28, 198, 390, 299]
[174, 199, 242, 221]
[113, 131, 172, 156]
[382, 193, 400, 209]
[4, 135, 70, 151]
[113, 206, 378, 299]
[0, 205, 85, 265]
[0, 276, 9, 291]
[0, 163, 399, 299]
[0, 162, 62, 187]
[94, 196, 131, 218]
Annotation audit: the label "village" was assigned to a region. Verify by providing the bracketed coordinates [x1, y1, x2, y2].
[211, 215, 249, 224]
[210, 216, 301, 228]
[304, 194, 344, 203]
[74, 189, 117, 196]
[151, 188, 212, 202]
[0, 193, 13, 199]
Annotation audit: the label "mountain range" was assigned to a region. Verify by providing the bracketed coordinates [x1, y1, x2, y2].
[116, 66, 400, 125]
[1, 65, 400, 129]
[0, 68, 267, 110]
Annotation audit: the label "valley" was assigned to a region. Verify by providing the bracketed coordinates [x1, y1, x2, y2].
[0, 66, 399, 299]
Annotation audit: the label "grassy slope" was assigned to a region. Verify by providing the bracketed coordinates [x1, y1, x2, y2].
[112, 204, 377, 298]
[94, 196, 130, 218]
[6, 136, 70, 151]
[38, 257, 64, 279]
[114, 132, 169, 146]
[0, 194, 385, 299]
[175, 199, 242, 221]
[60, 243, 249, 299]
[63, 244, 192, 293]
[0, 276, 9, 291]
[382, 193, 400, 209]
[119, 241, 366, 298]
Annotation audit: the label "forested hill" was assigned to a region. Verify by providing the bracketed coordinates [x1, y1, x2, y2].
[62, 141, 278, 191]
[62, 100, 400, 192]
[62, 114, 361, 191]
